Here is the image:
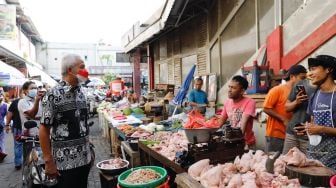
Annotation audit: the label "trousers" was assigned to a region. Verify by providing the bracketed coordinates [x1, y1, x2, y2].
[56, 164, 91, 188]
[12, 128, 23, 166]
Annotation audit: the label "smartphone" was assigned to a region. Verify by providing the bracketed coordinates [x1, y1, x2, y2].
[294, 123, 305, 132]
[296, 85, 306, 95]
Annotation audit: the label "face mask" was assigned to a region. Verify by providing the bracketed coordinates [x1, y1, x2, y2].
[76, 75, 87, 85]
[28, 89, 37, 98]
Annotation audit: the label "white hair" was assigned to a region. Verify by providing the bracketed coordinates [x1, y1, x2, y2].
[61, 54, 83, 76]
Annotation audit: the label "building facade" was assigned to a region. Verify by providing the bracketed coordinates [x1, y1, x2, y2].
[123, 0, 336, 149]
[35, 42, 148, 82]
[0, 0, 58, 87]
[123, 0, 336, 102]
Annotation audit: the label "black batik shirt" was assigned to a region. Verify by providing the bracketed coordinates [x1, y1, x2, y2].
[40, 81, 91, 171]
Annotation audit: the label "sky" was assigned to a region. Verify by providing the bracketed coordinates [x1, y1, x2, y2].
[19, 0, 165, 46]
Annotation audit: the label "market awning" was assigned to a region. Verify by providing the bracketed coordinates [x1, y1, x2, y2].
[122, 0, 212, 53]
[122, 0, 175, 52]
[0, 45, 27, 69]
[26, 63, 58, 87]
[0, 60, 27, 86]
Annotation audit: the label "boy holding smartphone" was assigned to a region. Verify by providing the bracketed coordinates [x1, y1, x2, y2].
[283, 75, 316, 154]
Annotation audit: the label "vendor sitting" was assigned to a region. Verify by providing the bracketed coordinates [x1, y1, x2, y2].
[127, 89, 138, 104]
[188, 77, 208, 114]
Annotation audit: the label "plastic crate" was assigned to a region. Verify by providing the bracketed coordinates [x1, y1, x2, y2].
[242, 61, 269, 94]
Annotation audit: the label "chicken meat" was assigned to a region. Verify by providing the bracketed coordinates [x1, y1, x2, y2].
[200, 165, 223, 187]
[188, 159, 210, 180]
[241, 171, 258, 188]
[227, 174, 243, 188]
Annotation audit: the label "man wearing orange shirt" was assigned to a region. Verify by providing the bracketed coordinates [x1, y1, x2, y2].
[263, 65, 307, 153]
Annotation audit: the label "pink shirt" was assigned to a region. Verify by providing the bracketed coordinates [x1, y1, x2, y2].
[221, 97, 256, 145]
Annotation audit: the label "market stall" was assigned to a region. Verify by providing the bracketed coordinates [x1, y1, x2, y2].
[173, 147, 336, 188]
[95, 90, 336, 188]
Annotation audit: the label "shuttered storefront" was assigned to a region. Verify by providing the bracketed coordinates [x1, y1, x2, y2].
[152, 14, 208, 90]
[174, 58, 182, 94]
[197, 50, 207, 75]
[168, 59, 174, 85]
[154, 63, 160, 85]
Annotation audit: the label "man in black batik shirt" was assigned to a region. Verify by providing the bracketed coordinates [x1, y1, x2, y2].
[40, 54, 92, 188]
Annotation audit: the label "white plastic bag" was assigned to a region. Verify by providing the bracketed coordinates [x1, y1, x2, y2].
[307, 134, 322, 146]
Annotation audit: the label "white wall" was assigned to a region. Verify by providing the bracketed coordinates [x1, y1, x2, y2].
[36, 42, 133, 78]
[283, 0, 336, 54]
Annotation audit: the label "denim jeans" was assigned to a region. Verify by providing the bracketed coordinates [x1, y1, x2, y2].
[265, 136, 284, 153]
[12, 128, 23, 166]
[0, 128, 4, 153]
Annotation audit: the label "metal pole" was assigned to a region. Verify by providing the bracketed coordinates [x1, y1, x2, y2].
[255, 0, 260, 50]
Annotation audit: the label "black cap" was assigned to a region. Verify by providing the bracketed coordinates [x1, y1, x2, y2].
[284, 65, 307, 80]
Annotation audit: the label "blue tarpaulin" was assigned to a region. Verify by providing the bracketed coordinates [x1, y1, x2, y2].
[172, 64, 196, 105]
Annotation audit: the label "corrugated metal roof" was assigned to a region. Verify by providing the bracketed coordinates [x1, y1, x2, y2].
[122, 0, 212, 53]
[122, 0, 175, 53]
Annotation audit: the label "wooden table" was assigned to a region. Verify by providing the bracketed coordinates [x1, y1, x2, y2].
[138, 141, 186, 174]
[175, 173, 204, 188]
[106, 116, 142, 156]
[138, 141, 187, 187]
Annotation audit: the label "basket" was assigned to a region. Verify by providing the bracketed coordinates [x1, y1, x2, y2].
[118, 166, 167, 188]
[330, 175, 336, 187]
[183, 128, 218, 143]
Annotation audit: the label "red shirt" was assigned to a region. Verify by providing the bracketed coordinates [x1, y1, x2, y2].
[221, 97, 256, 145]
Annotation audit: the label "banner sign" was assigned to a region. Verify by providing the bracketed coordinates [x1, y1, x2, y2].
[0, 4, 16, 40]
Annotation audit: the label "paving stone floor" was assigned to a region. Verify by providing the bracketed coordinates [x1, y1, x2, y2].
[0, 116, 111, 188]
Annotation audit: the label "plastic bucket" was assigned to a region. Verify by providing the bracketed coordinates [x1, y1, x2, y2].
[117, 176, 170, 188]
[330, 175, 336, 188]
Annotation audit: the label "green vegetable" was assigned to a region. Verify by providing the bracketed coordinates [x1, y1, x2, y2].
[171, 120, 182, 129]
[123, 107, 132, 116]
[132, 107, 144, 114]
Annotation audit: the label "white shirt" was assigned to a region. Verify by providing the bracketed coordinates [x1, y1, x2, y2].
[18, 96, 41, 134]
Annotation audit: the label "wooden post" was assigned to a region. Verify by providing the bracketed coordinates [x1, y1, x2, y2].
[133, 48, 141, 98]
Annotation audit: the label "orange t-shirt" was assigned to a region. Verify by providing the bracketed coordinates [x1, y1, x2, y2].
[263, 84, 293, 139]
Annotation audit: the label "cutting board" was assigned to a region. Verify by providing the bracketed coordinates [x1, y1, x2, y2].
[285, 165, 335, 187]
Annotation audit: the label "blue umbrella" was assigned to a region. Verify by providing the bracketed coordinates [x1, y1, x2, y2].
[172, 64, 196, 115]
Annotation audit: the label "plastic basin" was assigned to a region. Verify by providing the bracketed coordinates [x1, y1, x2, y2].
[118, 166, 167, 188]
[96, 159, 129, 176]
[183, 128, 218, 143]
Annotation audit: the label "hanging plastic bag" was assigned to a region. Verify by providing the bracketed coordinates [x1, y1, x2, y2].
[183, 110, 206, 128]
[204, 116, 222, 128]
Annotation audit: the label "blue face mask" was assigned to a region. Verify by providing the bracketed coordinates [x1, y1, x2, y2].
[28, 89, 37, 98]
